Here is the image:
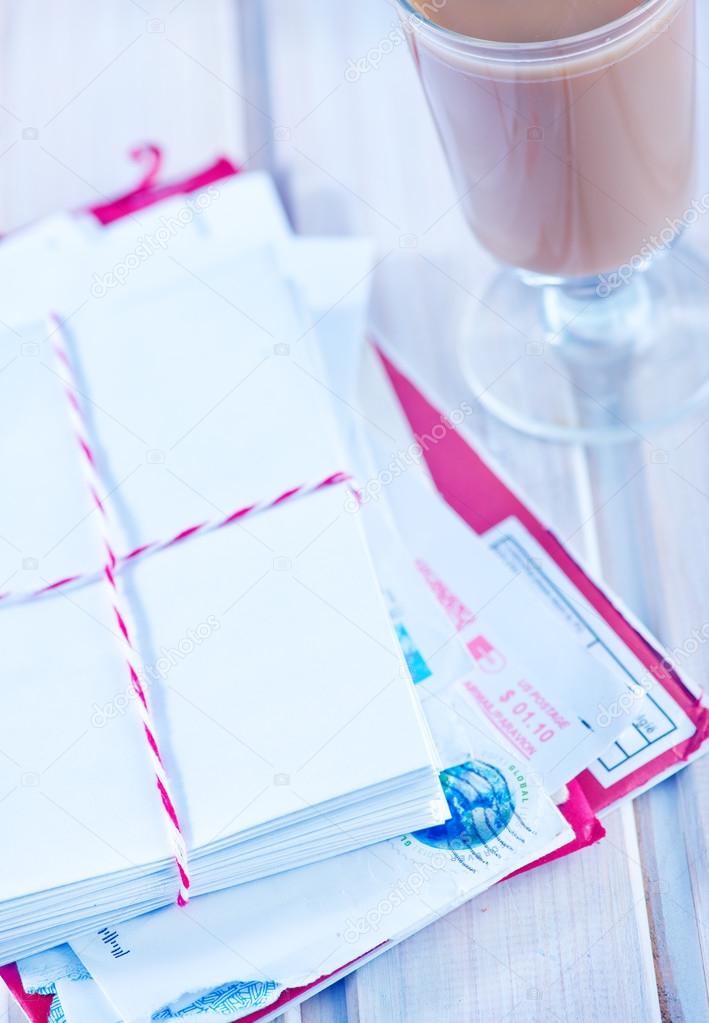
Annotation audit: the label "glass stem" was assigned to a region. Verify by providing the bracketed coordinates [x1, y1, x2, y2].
[540, 272, 653, 352]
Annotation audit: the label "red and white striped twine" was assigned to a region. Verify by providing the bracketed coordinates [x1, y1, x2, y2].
[48, 313, 194, 904]
[26, 312, 354, 906]
[0, 473, 355, 607]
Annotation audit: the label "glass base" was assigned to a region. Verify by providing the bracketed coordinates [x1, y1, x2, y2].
[459, 244, 709, 445]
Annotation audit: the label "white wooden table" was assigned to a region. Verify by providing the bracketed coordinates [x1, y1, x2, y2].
[1, 2, 708, 1021]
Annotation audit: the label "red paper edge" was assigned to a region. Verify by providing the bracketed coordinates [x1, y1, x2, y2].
[89, 155, 239, 224]
[0, 964, 53, 1023]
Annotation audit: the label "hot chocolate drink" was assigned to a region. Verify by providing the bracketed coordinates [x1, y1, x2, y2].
[405, 0, 696, 278]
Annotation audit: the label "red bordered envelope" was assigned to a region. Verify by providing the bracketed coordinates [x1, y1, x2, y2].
[379, 352, 709, 816]
[2, 153, 707, 1023]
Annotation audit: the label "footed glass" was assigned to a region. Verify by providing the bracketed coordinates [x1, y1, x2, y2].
[396, 0, 707, 443]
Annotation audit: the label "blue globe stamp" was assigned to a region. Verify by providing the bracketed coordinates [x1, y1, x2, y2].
[414, 760, 516, 853]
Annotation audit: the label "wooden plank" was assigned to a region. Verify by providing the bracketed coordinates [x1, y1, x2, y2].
[3, 991, 24, 1023]
[300, 985, 348, 1023]
[619, 406, 709, 1020]
[0, 0, 244, 231]
[243, 1, 667, 1020]
[634, 768, 709, 1021]
[276, 1010, 304, 1023]
[576, 39, 709, 993]
[0, 3, 246, 1020]
[8, 1001, 24, 1023]
[580, 418, 709, 1022]
[329, 808, 659, 1023]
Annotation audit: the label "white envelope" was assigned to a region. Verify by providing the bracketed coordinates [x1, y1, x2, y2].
[0, 239, 446, 964]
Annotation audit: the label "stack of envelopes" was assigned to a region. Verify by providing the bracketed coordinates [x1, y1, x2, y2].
[0, 186, 448, 965]
[1, 169, 706, 1023]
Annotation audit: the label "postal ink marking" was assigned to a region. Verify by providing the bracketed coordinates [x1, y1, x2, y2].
[97, 926, 131, 959]
[414, 760, 516, 861]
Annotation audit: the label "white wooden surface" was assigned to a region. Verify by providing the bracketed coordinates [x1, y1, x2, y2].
[1, 1, 708, 1021]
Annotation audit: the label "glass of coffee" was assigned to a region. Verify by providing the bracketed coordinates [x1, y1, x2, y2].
[396, 0, 705, 443]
